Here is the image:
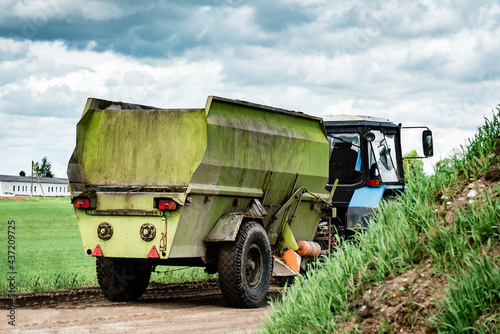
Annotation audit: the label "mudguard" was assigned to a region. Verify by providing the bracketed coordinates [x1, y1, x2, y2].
[204, 214, 245, 242]
[346, 186, 403, 229]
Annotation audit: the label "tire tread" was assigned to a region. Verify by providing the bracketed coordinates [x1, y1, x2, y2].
[96, 257, 151, 302]
[218, 221, 271, 308]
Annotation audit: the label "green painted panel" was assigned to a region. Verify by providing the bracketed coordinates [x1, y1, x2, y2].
[201, 97, 328, 178]
[76, 209, 168, 258]
[74, 192, 184, 258]
[81, 108, 206, 187]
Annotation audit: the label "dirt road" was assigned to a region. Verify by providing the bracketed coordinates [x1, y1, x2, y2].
[1, 280, 281, 333]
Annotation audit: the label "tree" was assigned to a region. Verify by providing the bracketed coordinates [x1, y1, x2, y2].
[403, 150, 424, 176]
[35, 157, 53, 178]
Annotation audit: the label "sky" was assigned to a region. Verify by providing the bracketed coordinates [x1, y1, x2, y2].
[0, 0, 499, 178]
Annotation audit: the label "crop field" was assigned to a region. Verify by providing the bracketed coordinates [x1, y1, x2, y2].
[0, 197, 214, 294]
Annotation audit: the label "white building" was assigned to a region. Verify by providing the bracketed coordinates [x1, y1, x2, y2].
[0, 174, 70, 197]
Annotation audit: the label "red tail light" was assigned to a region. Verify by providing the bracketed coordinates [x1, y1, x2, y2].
[73, 198, 90, 209]
[366, 180, 381, 186]
[158, 199, 177, 211]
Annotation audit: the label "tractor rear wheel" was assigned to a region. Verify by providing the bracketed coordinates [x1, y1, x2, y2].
[96, 257, 151, 302]
[218, 221, 272, 308]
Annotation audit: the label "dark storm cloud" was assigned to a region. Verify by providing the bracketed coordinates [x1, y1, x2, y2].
[0, 1, 197, 57]
[0, 0, 310, 58]
[1, 0, 498, 61]
[251, 2, 312, 32]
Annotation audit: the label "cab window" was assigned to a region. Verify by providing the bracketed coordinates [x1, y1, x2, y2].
[367, 131, 400, 183]
[328, 133, 362, 185]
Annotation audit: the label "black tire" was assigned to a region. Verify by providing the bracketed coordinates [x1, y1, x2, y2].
[96, 257, 151, 302]
[218, 221, 272, 308]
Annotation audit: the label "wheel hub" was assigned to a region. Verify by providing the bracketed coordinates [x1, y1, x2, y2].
[245, 245, 263, 288]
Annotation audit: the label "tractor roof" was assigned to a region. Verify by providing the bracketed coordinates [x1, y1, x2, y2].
[322, 115, 398, 129]
[322, 115, 391, 123]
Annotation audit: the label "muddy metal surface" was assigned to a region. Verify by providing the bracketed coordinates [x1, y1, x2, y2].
[1, 280, 282, 333]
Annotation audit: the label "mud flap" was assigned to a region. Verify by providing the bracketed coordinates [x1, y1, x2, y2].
[346, 187, 385, 229]
[346, 207, 376, 229]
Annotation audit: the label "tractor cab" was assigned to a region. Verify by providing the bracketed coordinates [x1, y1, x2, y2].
[323, 115, 432, 232]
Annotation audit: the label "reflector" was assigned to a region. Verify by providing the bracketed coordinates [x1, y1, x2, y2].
[147, 246, 160, 258]
[366, 180, 381, 186]
[92, 244, 103, 257]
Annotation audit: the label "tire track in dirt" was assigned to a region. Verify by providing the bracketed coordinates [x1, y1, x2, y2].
[1, 280, 282, 333]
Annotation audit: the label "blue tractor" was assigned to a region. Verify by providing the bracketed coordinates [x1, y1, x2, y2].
[322, 115, 433, 236]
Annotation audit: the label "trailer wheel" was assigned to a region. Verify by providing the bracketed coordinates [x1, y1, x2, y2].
[96, 257, 151, 302]
[218, 221, 272, 308]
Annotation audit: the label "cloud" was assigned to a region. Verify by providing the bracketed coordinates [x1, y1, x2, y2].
[0, 0, 500, 177]
[251, 0, 313, 32]
[0, 39, 226, 177]
[0, 112, 76, 177]
[0, 39, 225, 117]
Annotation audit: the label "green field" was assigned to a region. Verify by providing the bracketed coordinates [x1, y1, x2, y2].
[0, 197, 214, 294]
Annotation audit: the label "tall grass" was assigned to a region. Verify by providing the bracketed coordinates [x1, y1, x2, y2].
[429, 243, 500, 332]
[260, 106, 500, 333]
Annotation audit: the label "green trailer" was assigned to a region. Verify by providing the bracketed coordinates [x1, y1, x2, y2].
[67, 96, 335, 307]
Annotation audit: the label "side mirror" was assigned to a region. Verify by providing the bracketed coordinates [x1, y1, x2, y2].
[422, 130, 433, 157]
